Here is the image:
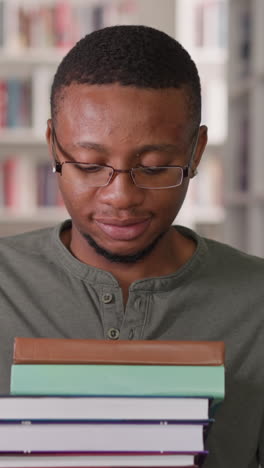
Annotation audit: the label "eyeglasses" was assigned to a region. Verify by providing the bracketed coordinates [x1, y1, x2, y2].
[52, 129, 191, 190]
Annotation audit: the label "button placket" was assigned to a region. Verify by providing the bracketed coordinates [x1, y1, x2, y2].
[101, 287, 124, 340]
[119, 292, 149, 340]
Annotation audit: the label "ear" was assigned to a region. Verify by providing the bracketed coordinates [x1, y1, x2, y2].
[46, 119, 56, 169]
[190, 125, 208, 178]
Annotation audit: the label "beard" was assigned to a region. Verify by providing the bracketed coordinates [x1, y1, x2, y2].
[80, 230, 167, 264]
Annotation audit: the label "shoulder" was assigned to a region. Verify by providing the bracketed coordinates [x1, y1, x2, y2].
[0, 226, 52, 250]
[177, 224, 264, 279]
[200, 237, 264, 293]
[204, 236, 264, 270]
[0, 223, 64, 264]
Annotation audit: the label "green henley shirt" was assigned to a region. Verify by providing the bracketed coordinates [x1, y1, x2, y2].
[1, 219, 264, 467]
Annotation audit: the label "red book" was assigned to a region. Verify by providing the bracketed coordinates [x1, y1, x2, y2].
[13, 337, 225, 366]
[0, 80, 7, 127]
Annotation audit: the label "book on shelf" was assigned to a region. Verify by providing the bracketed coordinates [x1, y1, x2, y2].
[2, 156, 36, 211]
[237, 114, 250, 192]
[0, 421, 207, 453]
[0, 157, 63, 210]
[0, 160, 5, 208]
[8, 3, 102, 49]
[0, 80, 8, 127]
[0, 452, 201, 467]
[37, 162, 63, 207]
[10, 363, 225, 398]
[2, 1, 139, 51]
[13, 337, 225, 365]
[0, 395, 210, 422]
[3, 157, 17, 208]
[0, 78, 32, 129]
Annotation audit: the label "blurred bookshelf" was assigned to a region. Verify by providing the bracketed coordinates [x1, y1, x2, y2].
[224, 0, 264, 256]
[175, 0, 227, 242]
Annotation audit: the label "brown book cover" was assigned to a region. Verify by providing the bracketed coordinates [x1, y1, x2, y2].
[13, 338, 224, 366]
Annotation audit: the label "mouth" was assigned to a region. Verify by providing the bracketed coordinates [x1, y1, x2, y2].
[94, 218, 151, 241]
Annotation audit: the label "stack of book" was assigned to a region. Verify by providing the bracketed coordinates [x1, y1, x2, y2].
[0, 338, 225, 467]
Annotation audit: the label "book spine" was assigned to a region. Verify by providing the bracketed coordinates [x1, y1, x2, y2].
[11, 364, 225, 399]
[3, 157, 18, 208]
[0, 80, 7, 127]
[13, 338, 225, 366]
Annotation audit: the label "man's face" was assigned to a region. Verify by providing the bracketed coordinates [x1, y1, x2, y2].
[47, 83, 207, 262]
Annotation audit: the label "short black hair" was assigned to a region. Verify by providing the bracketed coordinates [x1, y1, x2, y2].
[51, 25, 201, 128]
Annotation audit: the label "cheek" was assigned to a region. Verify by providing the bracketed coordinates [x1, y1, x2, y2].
[157, 185, 188, 219]
[58, 179, 95, 213]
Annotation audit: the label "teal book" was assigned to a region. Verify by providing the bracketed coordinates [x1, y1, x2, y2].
[11, 364, 225, 398]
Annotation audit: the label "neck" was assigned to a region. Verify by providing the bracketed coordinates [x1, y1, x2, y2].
[61, 224, 196, 303]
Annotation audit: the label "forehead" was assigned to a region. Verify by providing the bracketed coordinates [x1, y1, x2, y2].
[55, 83, 191, 145]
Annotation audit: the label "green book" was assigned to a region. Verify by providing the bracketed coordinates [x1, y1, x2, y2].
[11, 364, 225, 399]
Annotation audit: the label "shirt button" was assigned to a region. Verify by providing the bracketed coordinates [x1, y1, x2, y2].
[102, 293, 113, 304]
[107, 328, 120, 340]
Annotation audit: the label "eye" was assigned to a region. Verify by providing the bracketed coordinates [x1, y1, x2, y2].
[140, 166, 168, 175]
[74, 164, 103, 173]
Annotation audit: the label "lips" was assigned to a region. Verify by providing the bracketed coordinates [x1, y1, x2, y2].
[95, 218, 151, 241]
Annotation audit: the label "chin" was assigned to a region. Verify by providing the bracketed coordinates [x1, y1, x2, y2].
[81, 230, 166, 265]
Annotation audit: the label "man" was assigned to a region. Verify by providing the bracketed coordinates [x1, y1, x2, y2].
[1, 25, 264, 467]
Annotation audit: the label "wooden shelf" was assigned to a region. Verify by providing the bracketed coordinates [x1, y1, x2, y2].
[0, 48, 69, 66]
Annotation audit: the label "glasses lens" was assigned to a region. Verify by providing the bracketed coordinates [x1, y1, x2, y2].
[62, 163, 113, 187]
[132, 166, 183, 189]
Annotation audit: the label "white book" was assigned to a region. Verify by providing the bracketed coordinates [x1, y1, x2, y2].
[0, 453, 198, 467]
[0, 396, 209, 421]
[0, 422, 205, 453]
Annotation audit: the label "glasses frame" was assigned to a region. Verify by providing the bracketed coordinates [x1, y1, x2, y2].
[51, 127, 195, 190]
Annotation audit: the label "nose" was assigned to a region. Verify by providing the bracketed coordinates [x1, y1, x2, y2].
[98, 170, 145, 209]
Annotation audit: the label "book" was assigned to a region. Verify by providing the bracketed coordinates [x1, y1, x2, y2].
[6, 78, 31, 128]
[3, 156, 36, 211]
[0, 395, 209, 422]
[0, 453, 200, 467]
[3, 157, 18, 208]
[0, 80, 7, 127]
[13, 338, 225, 366]
[36, 162, 61, 207]
[10, 364, 225, 398]
[0, 421, 206, 453]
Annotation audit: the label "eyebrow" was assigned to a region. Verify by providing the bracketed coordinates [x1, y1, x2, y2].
[54, 130, 183, 160]
[76, 141, 108, 152]
[136, 143, 182, 155]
